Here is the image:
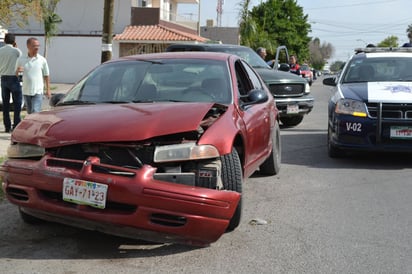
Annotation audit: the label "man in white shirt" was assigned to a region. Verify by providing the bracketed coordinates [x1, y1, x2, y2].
[0, 33, 23, 132]
[16, 37, 51, 114]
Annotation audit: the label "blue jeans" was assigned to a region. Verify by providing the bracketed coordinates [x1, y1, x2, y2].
[24, 94, 43, 114]
[1, 76, 22, 130]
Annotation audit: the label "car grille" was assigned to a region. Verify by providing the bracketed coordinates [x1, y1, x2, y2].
[268, 83, 305, 97]
[366, 103, 412, 119]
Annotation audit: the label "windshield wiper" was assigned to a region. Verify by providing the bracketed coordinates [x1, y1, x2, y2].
[134, 59, 164, 65]
[57, 100, 96, 106]
[101, 100, 131, 104]
[253, 65, 270, 69]
[132, 100, 154, 103]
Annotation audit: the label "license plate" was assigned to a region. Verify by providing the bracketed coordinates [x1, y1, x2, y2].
[286, 104, 299, 114]
[390, 126, 412, 139]
[63, 178, 108, 209]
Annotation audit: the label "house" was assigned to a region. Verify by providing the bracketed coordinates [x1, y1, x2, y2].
[113, 7, 207, 57]
[7, 0, 203, 83]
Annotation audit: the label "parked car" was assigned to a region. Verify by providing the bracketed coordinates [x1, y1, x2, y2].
[299, 64, 313, 86]
[1, 52, 281, 246]
[323, 47, 412, 157]
[166, 43, 313, 127]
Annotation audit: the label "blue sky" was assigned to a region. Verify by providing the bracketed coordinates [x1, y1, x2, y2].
[178, 0, 411, 62]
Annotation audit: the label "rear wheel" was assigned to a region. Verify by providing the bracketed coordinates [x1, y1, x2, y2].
[280, 115, 303, 127]
[221, 149, 243, 232]
[260, 121, 281, 175]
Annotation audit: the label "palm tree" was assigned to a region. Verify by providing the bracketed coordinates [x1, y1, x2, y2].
[41, 0, 62, 58]
[238, 0, 276, 54]
[238, 0, 257, 47]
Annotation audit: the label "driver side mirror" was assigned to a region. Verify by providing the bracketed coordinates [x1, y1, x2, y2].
[241, 89, 268, 108]
[322, 77, 337, 86]
[278, 63, 290, 72]
[49, 93, 66, 107]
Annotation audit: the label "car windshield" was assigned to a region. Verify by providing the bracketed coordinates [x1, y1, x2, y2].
[61, 58, 232, 105]
[300, 64, 310, 71]
[342, 56, 412, 83]
[210, 47, 271, 69]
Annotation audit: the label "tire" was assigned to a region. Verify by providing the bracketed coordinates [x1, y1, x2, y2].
[280, 115, 303, 127]
[221, 149, 243, 232]
[327, 124, 343, 158]
[19, 208, 43, 224]
[260, 121, 281, 175]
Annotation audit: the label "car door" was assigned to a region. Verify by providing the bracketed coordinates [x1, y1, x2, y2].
[235, 60, 273, 174]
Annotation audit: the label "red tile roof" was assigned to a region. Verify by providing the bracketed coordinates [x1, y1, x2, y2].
[114, 25, 208, 42]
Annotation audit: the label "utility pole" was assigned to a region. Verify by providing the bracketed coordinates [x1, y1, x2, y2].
[101, 0, 114, 63]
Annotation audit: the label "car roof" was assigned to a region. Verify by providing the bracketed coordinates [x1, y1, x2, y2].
[115, 51, 236, 62]
[353, 47, 412, 58]
[166, 43, 252, 51]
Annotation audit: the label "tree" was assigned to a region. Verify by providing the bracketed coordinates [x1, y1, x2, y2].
[309, 38, 334, 70]
[248, 0, 311, 61]
[330, 61, 345, 72]
[101, 0, 114, 63]
[41, 0, 62, 58]
[0, 0, 41, 27]
[377, 35, 398, 47]
[238, 0, 258, 47]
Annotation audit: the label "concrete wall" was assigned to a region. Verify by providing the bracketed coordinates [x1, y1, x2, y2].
[200, 27, 240, 45]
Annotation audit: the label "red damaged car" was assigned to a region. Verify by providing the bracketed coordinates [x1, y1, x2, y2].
[1, 52, 281, 246]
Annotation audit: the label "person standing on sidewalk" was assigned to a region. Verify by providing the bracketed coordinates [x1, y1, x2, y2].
[0, 33, 23, 133]
[16, 37, 51, 114]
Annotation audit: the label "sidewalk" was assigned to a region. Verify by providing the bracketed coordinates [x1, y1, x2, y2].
[0, 83, 73, 157]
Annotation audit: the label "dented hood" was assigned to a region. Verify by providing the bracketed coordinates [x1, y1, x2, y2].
[12, 102, 215, 148]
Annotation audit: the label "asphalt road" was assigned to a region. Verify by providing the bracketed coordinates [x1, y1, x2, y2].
[1, 78, 412, 273]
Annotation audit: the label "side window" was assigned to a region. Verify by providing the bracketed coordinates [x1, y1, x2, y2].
[235, 60, 253, 96]
[241, 60, 264, 90]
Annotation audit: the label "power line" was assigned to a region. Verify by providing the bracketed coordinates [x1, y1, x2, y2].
[303, 0, 398, 10]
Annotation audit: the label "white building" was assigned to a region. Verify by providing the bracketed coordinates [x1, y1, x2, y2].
[7, 0, 200, 83]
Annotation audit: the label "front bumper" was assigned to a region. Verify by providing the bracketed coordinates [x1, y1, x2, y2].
[329, 114, 412, 153]
[275, 95, 314, 116]
[0, 155, 240, 246]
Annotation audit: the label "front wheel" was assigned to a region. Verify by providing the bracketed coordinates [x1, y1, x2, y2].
[280, 115, 304, 127]
[221, 149, 243, 232]
[328, 124, 344, 158]
[260, 121, 281, 175]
